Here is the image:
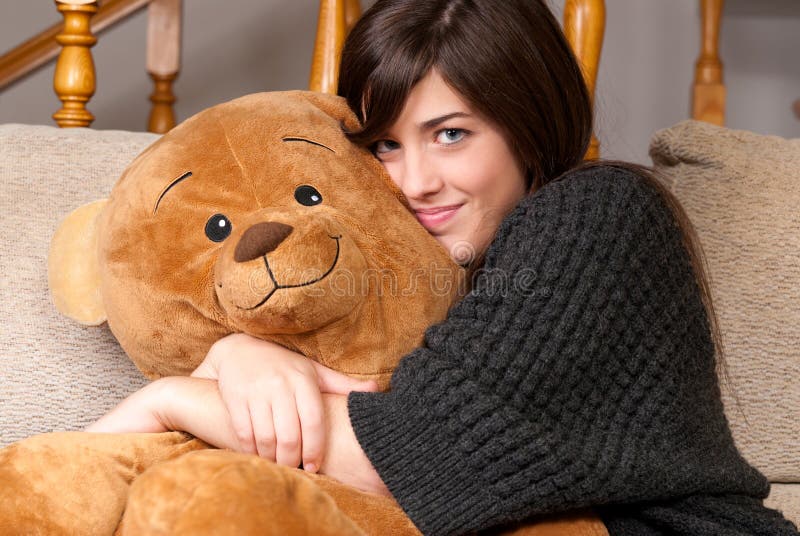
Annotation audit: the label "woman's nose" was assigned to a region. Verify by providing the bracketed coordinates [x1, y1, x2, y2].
[398, 152, 444, 199]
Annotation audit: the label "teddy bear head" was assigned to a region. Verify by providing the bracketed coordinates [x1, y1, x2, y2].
[50, 92, 462, 386]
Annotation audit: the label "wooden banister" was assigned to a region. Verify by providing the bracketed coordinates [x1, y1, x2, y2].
[309, 0, 348, 94]
[344, 0, 361, 32]
[564, 0, 606, 160]
[308, 0, 361, 94]
[2, 0, 180, 132]
[146, 0, 182, 133]
[52, 0, 98, 128]
[0, 0, 151, 91]
[692, 0, 726, 125]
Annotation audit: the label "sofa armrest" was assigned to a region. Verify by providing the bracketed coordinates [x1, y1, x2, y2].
[0, 124, 159, 446]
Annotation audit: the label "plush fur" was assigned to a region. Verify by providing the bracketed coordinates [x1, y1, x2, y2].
[0, 92, 607, 535]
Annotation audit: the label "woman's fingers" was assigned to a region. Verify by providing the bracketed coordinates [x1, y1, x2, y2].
[313, 361, 380, 394]
[271, 389, 302, 468]
[295, 382, 326, 473]
[226, 398, 257, 455]
[249, 400, 277, 460]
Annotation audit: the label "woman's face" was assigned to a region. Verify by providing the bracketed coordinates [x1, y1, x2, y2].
[373, 70, 527, 264]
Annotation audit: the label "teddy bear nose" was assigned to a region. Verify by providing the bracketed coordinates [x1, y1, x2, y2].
[234, 222, 294, 262]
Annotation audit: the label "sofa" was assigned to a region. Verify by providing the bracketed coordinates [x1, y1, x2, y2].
[0, 119, 797, 527]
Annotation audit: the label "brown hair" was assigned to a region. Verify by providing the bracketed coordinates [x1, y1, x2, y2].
[338, 0, 735, 398]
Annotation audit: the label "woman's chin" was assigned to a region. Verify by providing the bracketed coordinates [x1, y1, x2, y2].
[439, 237, 478, 266]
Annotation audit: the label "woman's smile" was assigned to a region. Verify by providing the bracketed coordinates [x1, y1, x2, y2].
[412, 204, 463, 231]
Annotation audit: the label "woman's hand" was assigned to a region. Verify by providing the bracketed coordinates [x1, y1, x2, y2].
[191, 333, 379, 473]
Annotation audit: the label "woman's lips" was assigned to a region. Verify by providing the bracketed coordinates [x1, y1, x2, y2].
[413, 204, 462, 230]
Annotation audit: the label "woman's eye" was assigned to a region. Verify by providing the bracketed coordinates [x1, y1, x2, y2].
[294, 185, 323, 206]
[436, 128, 465, 145]
[373, 139, 400, 155]
[205, 214, 232, 242]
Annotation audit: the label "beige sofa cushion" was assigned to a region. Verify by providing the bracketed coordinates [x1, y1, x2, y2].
[766, 484, 800, 529]
[650, 120, 800, 483]
[0, 124, 158, 447]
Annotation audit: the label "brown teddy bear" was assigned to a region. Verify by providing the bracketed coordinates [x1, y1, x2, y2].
[0, 92, 607, 536]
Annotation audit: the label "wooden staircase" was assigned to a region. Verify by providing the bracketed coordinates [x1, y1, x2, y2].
[0, 0, 605, 156]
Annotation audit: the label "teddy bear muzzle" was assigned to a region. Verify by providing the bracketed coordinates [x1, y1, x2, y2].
[214, 215, 369, 334]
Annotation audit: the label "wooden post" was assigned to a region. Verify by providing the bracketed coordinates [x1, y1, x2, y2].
[147, 0, 182, 133]
[344, 0, 361, 32]
[564, 0, 605, 160]
[309, 0, 347, 94]
[692, 0, 725, 126]
[52, 0, 98, 128]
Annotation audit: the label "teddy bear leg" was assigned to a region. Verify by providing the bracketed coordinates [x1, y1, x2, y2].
[0, 431, 206, 535]
[121, 449, 367, 535]
[310, 472, 422, 534]
[487, 510, 609, 536]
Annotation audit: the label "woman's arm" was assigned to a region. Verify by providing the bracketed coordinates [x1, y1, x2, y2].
[87, 374, 389, 495]
[344, 168, 771, 534]
[318, 393, 389, 496]
[86, 376, 245, 452]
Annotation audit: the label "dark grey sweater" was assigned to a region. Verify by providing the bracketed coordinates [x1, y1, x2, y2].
[348, 165, 799, 536]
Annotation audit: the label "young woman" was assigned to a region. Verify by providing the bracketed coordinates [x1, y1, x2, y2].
[89, 1, 798, 534]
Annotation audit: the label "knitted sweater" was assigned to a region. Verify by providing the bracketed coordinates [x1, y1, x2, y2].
[348, 165, 799, 536]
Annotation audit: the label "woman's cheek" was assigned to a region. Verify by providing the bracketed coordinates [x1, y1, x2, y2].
[380, 160, 404, 188]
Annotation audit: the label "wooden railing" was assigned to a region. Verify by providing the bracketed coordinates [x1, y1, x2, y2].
[564, 0, 605, 160]
[0, 0, 181, 132]
[1, 0, 604, 154]
[309, 0, 361, 94]
[693, 0, 725, 126]
[0, 0, 150, 91]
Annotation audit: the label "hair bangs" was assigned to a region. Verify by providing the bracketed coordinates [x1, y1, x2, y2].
[345, 52, 433, 148]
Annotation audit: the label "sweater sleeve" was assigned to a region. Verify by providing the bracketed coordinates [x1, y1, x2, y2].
[347, 165, 770, 535]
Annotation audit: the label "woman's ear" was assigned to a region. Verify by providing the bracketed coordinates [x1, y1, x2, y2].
[48, 199, 109, 325]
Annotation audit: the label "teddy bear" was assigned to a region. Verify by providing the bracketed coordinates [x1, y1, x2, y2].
[0, 91, 608, 536]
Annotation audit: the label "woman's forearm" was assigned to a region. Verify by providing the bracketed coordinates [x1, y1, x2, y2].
[87, 376, 243, 452]
[319, 393, 390, 496]
[151, 376, 244, 451]
[85, 379, 172, 434]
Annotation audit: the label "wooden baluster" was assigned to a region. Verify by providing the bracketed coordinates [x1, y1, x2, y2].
[564, 0, 605, 160]
[309, 0, 347, 94]
[52, 0, 98, 128]
[147, 0, 182, 133]
[693, 0, 725, 125]
[344, 0, 361, 32]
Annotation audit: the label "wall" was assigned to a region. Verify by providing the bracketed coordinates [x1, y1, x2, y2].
[549, 0, 800, 163]
[1, 0, 798, 165]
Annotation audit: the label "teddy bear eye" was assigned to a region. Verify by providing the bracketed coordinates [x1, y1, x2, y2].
[205, 214, 232, 242]
[294, 185, 323, 206]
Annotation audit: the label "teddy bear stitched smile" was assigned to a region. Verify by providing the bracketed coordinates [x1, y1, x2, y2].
[213, 201, 368, 331]
[229, 225, 343, 311]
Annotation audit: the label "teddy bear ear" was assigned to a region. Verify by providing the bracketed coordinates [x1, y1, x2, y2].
[48, 199, 109, 326]
[300, 91, 362, 132]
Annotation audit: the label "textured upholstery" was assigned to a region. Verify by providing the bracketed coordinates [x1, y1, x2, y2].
[650, 119, 799, 523]
[766, 484, 800, 529]
[0, 124, 158, 447]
